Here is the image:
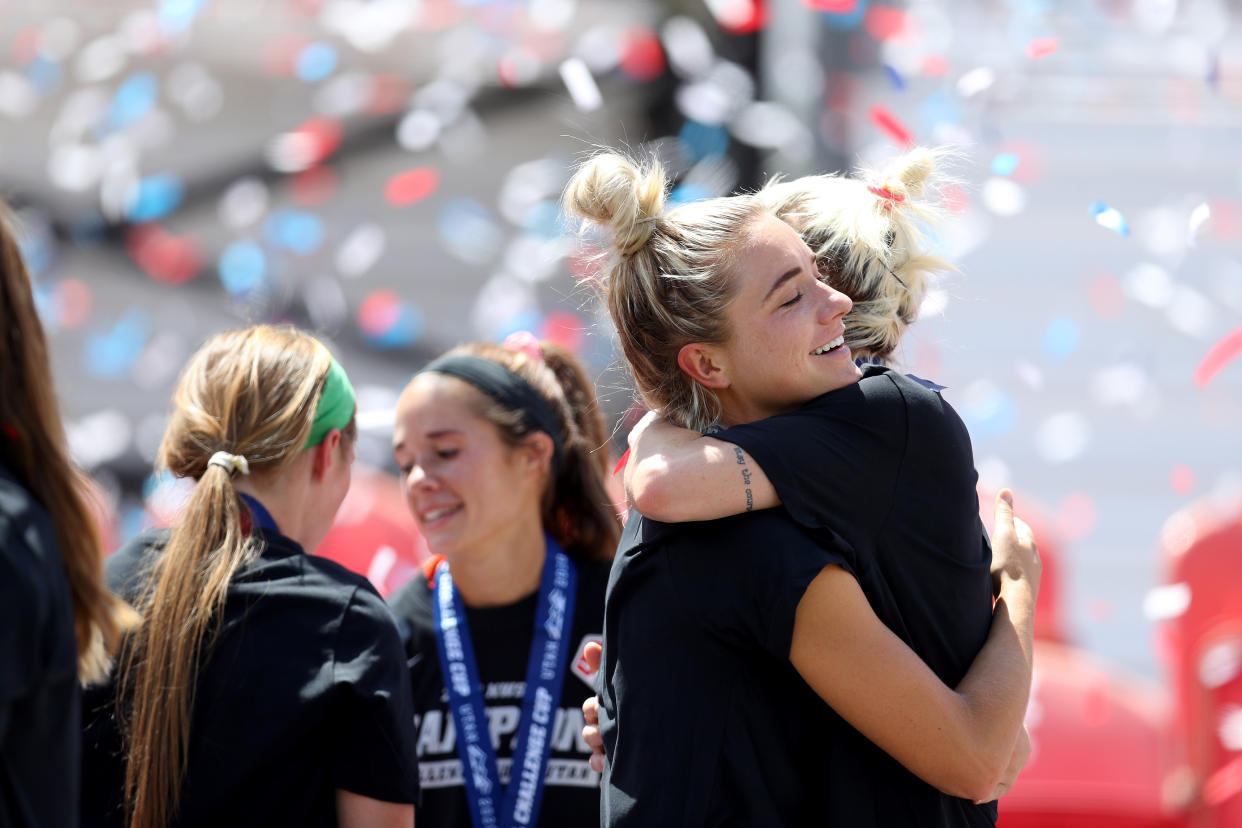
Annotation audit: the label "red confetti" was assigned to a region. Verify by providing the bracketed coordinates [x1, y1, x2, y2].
[263, 33, 313, 77]
[800, 0, 859, 11]
[539, 311, 585, 353]
[921, 55, 949, 77]
[365, 74, 411, 116]
[291, 165, 338, 206]
[864, 5, 906, 41]
[385, 167, 440, 207]
[298, 116, 343, 163]
[1025, 37, 1058, 59]
[709, 0, 769, 35]
[613, 447, 630, 477]
[11, 25, 41, 65]
[125, 225, 202, 285]
[1207, 197, 1240, 240]
[1204, 757, 1242, 807]
[358, 290, 402, 337]
[619, 28, 666, 82]
[940, 184, 969, 215]
[1170, 465, 1195, 495]
[868, 105, 913, 147]
[1087, 272, 1125, 318]
[1055, 492, 1097, 542]
[1193, 326, 1242, 388]
[55, 278, 93, 329]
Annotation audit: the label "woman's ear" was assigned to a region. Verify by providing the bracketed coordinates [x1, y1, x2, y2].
[518, 431, 556, 478]
[677, 343, 731, 390]
[311, 429, 342, 481]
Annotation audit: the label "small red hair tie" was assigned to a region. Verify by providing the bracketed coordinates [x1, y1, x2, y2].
[502, 330, 544, 363]
[867, 185, 906, 208]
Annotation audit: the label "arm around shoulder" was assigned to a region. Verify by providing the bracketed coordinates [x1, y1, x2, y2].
[625, 412, 778, 522]
[788, 492, 1040, 802]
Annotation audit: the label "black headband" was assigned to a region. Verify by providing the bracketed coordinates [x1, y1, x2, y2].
[419, 354, 565, 473]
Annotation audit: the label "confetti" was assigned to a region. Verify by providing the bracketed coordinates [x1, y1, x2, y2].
[704, 0, 768, 34]
[863, 5, 906, 41]
[558, 57, 602, 111]
[125, 225, 202, 284]
[868, 104, 913, 147]
[264, 209, 324, 255]
[125, 174, 184, 222]
[218, 240, 267, 297]
[982, 178, 1027, 216]
[1035, 411, 1091, 464]
[384, 167, 440, 207]
[358, 290, 424, 348]
[1170, 465, 1195, 495]
[105, 72, 159, 131]
[1055, 492, 1097, 541]
[1187, 202, 1210, 245]
[1025, 37, 1058, 59]
[956, 66, 995, 98]
[990, 152, 1019, 176]
[295, 42, 339, 83]
[1193, 327, 1242, 388]
[619, 28, 666, 82]
[1042, 316, 1080, 361]
[1089, 201, 1130, 236]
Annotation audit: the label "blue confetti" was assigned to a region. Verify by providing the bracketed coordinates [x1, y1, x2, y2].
[438, 198, 502, 265]
[105, 73, 159, 132]
[127, 175, 185, 223]
[264, 209, 324, 255]
[991, 152, 1019, 176]
[218, 240, 267, 296]
[25, 55, 62, 95]
[819, 0, 869, 31]
[1042, 316, 1080, 361]
[84, 308, 151, 379]
[363, 303, 425, 348]
[296, 43, 339, 83]
[521, 199, 563, 240]
[160, 0, 208, 34]
[668, 182, 712, 208]
[679, 120, 730, 162]
[959, 387, 1017, 440]
[1089, 200, 1130, 237]
[493, 308, 544, 343]
[883, 64, 906, 91]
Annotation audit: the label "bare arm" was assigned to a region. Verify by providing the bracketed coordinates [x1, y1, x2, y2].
[624, 411, 779, 521]
[336, 790, 414, 828]
[789, 491, 1039, 803]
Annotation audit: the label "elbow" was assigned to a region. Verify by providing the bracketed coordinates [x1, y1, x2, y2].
[626, 464, 681, 523]
[937, 749, 1006, 804]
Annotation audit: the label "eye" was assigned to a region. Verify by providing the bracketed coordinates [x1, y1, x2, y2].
[780, 291, 803, 308]
[435, 447, 459, 460]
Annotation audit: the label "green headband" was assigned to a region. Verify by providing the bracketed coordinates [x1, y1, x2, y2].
[304, 356, 357, 449]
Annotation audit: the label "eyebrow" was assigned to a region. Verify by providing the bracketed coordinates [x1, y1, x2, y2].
[762, 266, 802, 304]
[393, 428, 462, 451]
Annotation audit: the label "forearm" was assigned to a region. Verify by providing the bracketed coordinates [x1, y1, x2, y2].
[626, 426, 777, 522]
[951, 584, 1037, 792]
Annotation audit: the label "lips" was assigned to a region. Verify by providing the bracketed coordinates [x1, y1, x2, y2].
[812, 334, 846, 355]
[419, 504, 462, 527]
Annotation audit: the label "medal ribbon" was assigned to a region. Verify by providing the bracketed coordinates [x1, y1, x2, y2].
[433, 535, 578, 828]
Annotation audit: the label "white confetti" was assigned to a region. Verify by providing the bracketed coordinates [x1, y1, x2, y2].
[559, 57, 602, 112]
[1142, 583, 1191, 620]
[1035, 411, 1091, 464]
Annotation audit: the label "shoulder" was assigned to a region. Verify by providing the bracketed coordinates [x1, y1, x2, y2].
[630, 510, 838, 577]
[106, 528, 169, 600]
[0, 466, 58, 567]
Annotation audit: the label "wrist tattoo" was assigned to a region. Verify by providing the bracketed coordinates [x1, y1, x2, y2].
[733, 446, 754, 512]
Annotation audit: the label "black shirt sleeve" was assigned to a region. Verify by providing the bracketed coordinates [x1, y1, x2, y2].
[713, 375, 905, 539]
[0, 532, 42, 733]
[329, 585, 421, 805]
[662, 512, 854, 660]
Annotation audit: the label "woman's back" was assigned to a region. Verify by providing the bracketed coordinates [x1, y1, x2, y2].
[0, 464, 79, 828]
[82, 528, 417, 828]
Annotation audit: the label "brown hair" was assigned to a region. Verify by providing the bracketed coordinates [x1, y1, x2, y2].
[757, 147, 956, 360]
[117, 325, 349, 828]
[562, 152, 767, 432]
[0, 202, 138, 685]
[445, 341, 620, 561]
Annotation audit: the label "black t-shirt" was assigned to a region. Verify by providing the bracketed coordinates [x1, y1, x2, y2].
[387, 556, 609, 828]
[81, 527, 419, 828]
[716, 365, 998, 826]
[0, 464, 79, 828]
[599, 509, 852, 827]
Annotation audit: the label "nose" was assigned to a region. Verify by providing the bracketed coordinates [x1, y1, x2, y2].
[815, 279, 852, 320]
[404, 462, 435, 491]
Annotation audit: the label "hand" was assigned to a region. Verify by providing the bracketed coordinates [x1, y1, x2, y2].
[989, 490, 1041, 599]
[977, 725, 1031, 803]
[579, 641, 606, 774]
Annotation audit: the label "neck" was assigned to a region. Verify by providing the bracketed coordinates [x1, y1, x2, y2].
[447, 522, 548, 609]
[234, 473, 313, 549]
[713, 389, 781, 428]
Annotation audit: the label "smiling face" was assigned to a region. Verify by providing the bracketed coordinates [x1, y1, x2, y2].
[705, 212, 861, 424]
[391, 374, 545, 559]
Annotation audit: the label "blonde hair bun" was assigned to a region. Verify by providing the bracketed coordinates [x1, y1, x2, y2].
[563, 152, 667, 256]
[875, 146, 937, 200]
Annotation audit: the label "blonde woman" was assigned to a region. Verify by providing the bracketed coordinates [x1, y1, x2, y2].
[564, 151, 1038, 827]
[80, 326, 418, 828]
[0, 203, 137, 828]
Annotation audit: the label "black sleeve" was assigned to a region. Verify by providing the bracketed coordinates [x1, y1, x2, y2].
[714, 378, 904, 538]
[664, 513, 855, 660]
[329, 585, 420, 804]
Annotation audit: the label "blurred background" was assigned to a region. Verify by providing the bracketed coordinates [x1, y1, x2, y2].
[2, 0, 1240, 823]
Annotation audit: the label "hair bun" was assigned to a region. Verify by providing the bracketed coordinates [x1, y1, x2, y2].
[879, 146, 936, 200]
[563, 152, 667, 256]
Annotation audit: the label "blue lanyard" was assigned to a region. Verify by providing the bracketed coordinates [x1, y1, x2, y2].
[432, 536, 578, 828]
[238, 493, 280, 533]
